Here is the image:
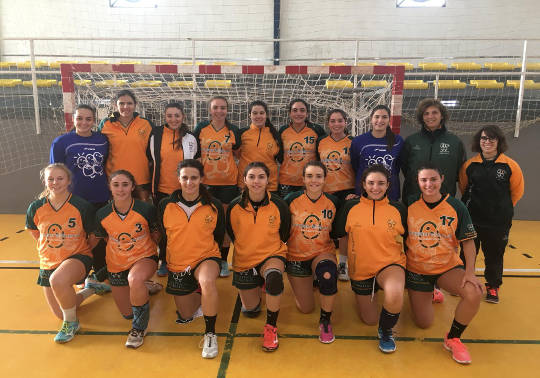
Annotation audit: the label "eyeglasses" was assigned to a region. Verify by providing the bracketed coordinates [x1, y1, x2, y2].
[480, 136, 497, 142]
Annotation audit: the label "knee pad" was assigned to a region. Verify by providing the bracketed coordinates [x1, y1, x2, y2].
[315, 259, 338, 296]
[264, 268, 284, 296]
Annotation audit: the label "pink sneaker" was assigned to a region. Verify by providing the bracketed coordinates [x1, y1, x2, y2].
[262, 324, 279, 352]
[319, 322, 335, 344]
[444, 333, 471, 364]
[432, 288, 445, 304]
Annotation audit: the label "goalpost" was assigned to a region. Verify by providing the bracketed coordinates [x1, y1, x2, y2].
[60, 64, 405, 136]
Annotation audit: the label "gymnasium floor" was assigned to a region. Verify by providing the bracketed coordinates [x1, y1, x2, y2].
[1, 215, 539, 377]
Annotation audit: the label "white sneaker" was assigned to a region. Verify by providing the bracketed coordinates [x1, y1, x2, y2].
[175, 306, 204, 324]
[201, 332, 218, 358]
[338, 263, 350, 281]
[125, 328, 146, 349]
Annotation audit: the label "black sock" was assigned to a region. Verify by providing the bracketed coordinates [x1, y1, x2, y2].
[447, 319, 467, 339]
[379, 307, 400, 336]
[319, 309, 332, 325]
[204, 315, 217, 334]
[266, 309, 279, 327]
[220, 246, 229, 261]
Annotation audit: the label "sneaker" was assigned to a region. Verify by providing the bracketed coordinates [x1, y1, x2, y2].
[219, 260, 231, 277]
[200, 332, 218, 358]
[145, 280, 163, 296]
[157, 261, 168, 277]
[432, 288, 445, 304]
[378, 328, 396, 353]
[337, 263, 350, 281]
[175, 306, 203, 324]
[54, 320, 80, 343]
[485, 285, 499, 304]
[84, 280, 111, 296]
[318, 322, 335, 344]
[125, 328, 147, 349]
[241, 302, 261, 318]
[444, 333, 471, 364]
[262, 324, 279, 352]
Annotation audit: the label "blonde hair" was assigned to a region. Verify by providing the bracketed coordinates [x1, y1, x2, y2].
[38, 163, 72, 199]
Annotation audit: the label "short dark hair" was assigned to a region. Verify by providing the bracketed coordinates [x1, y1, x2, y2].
[415, 98, 449, 128]
[115, 89, 137, 105]
[109, 169, 136, 186]
[302, 160, 327, 177]
[471, 125, 508, 154]
[74, 104, 96, 120]
[361, 164, 390, 186]
[416, 161, 444, 179]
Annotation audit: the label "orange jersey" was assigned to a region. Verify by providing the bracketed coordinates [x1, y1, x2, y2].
[237, 124, 282, 192]
[278, 123, 325, 186]
[194, 121, 241, 186]
[285, 191, 339, 261]
[26, 194, 94, 270]
[335, 196, 406, 280]
[157, 127, 184, 194]
[317, 135, 355, 193]
[227, 193, 290, 271]
[406, 194, 477, 275]
[159, 190, 225, 272]
[95, 199, 158, 273]
[98, 113, 153, 185]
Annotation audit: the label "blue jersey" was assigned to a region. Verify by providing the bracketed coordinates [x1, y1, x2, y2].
[350, 131, 404, 201]
[49, 130, 110, 203]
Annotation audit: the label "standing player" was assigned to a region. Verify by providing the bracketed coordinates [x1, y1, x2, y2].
[316, 109, 356, 281]
[401, 98, 465, 304]
[227, 162, 290, 352]
[284, 161, 339, 343]
[459, 125, 524, 303]
[94, 170, 160, 349]
[148, 102, 199, 277]
[350, 105, 404, 201]
[26, 163, 110, 344]
[335, 165, 406, 353]
[237, 101, 283, 194]
[159, 159, 225, 359]
[50, 104, 110, 284]
[194, 96, 241, 277]
[278, 99, 326, 198]
[406, 163, 483, 364]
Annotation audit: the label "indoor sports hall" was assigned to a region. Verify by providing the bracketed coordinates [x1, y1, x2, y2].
[0, 1, 539, 377]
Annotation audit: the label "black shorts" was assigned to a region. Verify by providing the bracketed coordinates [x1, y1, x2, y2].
[37, 254, 93, 287]
[405, 265, 465, 292]
[166, 257, 221, 296]
[285, 257, 315, 278]
[331, 188, 355, 204]
[351, 264, 405, 295]
[278, 184, 303, 199]
[206, 185, 240, 204]
[107, 255, 159, 287]
[232, 256, 287, 290]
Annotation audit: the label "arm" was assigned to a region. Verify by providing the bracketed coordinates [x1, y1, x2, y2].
[509, 160, 525, 206]
[27, 229, 40, 241]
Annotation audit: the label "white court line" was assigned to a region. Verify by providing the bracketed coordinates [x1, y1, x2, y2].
[0, 260, 39, 264]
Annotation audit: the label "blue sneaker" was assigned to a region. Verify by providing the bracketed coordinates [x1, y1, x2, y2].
[85, 280, 111, 296]
[54, 320, 80, 343]
[219, 260, 231, 277]
[378, 328, 396, 353]
[157, 261, 168, 277]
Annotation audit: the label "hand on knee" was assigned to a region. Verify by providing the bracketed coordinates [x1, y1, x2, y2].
[315, 260, 338, 296]
[264, 268, 284, 296]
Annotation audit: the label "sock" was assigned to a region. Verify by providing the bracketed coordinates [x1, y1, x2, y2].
[132, 301, 150, 331]
[62, 306, 77, 322]
[220, 246, 229, 261]
[204, 315, 217, 334]
[447, 319, 467, 339]
[379, 307, 400, 336]
[338, 254, 348, 265]
[319, 309, 332, 325]
[78, 288, 94, 301]
[266, 309, 279, 327]
[333, 239, 339, 249]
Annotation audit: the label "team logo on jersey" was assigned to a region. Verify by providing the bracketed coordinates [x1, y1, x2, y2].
[117, 232, 135, 251]
[418, 221, 440, 248]
[301, 214, 322, 240]
[387, 218, 396, 231]
[46, 223, 64, 248]
[289, 142, 305, 162]
[138, 128, 147, 138]
[204, 215, 214, 224]
[439, 143, 450, 155]
[268, 215, 277, 227]
[325, 151, 342, 171]
[367, 154, 394, 172]
[207, 141, 222, 161]
[266, 143, 274, 152]
[496, 169, 506, 180]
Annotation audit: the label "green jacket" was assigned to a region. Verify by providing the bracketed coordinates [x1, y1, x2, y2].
[401, 125, 465, 205]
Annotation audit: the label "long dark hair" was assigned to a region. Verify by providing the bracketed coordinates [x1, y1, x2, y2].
[74, 104, 96, 121]
[370, 105, 395, 151]
[177, 159, 215, 211]
[165, 102, 189, 151]
[240, 161, 270, 208]
[248, 100, 281, 147]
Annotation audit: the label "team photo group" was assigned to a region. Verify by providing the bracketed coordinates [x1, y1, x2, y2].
[26, 90, 524, 365]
